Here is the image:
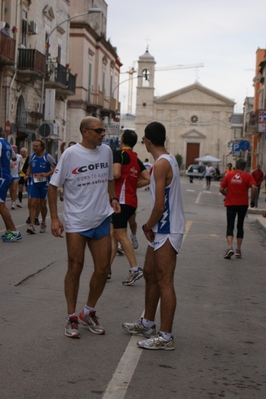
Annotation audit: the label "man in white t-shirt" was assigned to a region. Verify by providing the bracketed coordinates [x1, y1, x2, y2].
[48, 116, 120, 339]
[205, 163, 215, 189]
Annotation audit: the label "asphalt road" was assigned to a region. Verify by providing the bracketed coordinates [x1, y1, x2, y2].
[1, 177, 266, 399]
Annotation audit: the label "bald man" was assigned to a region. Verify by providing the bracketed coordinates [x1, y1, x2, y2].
[48, 116, 120, 339]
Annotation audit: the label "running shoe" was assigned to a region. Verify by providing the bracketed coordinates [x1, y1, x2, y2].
[35, 218, 40, 226]
[27, 225, 36, 235]
[130, 234, 139, 249]
[2, 231, 22, 242]
[1, 230, 10, 240]
[137, 333, 175, 351]
[122, 318, 156, 337]
[122, 267, 143, 286]
[40, 222, 46, 233]
[17, 203, 23, 208]
[11, 202, 16, 210]
[25, 216, 30, 224]
[78, 309, 105, 335]
[117, 242, 124, 255]
[235, 249, 242, 258]
[224, 247, 234, 259]
[65, 316, 80, 338]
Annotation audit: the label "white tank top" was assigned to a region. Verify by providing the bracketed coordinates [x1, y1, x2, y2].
[150, 153, 185, 234]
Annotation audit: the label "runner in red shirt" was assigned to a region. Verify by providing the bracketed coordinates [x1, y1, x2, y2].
[220, 158, 256, 259]
[251, 164, 264, 207]
[110, 130, 150, 285]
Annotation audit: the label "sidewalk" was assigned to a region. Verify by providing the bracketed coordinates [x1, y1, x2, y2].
[247, 191, 266, 234]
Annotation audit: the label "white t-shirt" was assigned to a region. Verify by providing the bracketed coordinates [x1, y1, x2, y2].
[205, 166, 215, 176]
[150, 153, 185, 234]
[50, 143, 114, 232]
[10, 154, 23, 178]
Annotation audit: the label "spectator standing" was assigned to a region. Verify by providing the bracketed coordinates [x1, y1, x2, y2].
[123, 121, 185, 350]
[110, 129, 150, 285]
[26, 140, 56, 234]
[48, 116, 120, 339]
[220, 158, 257, 259]
[251, 164, 264, 207]
[0, 131, 22, 242]
[9, 145, 23, 209]
[1, 23, 10, 36]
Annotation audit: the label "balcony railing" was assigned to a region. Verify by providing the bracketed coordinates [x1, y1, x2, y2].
[18, 49, 46, 75]
[68, 73, 76, 94]
[45, 61, 76, 95]
[0, 31, 15, 64]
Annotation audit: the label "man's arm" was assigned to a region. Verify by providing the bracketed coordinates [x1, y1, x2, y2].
[137, 169, 150, 188]
[143, 159, 169, 242]
[250, 184, 257, 207]
[48, 184, 64, 237]
[113, 163, 121, 179]
[219, 185, 227, 196]
[108, 180, 121, 214]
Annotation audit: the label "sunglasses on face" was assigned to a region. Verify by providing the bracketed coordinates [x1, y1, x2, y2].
[86, 128, 106, 134]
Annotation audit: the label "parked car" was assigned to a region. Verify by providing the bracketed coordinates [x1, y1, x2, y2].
[186, 164, 206, 178]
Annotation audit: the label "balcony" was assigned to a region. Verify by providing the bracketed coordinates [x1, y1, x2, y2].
[87, 91, 120, 114]
[17, 48, 46, 79]
[45, 61, 76, 97]
[16, 110, 42, 139]
[0, 31, 15, 64]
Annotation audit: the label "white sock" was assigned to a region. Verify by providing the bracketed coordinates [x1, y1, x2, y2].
[159, 331, 173, 341]
[130, 266, 139, 272]
[84, 305, 95, 315]
[141, 317, 155, 328]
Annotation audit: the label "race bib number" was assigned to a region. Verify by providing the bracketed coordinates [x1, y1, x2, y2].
[33, 174, 46, 183]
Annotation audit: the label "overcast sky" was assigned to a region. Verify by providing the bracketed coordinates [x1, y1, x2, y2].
[107, 0, 266, 114]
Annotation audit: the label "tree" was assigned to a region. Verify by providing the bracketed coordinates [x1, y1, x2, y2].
[175, 153, 183, 169]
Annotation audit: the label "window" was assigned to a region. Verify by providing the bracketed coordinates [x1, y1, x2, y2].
[21, 9, 27, 47]
[102, 71, 105, 94]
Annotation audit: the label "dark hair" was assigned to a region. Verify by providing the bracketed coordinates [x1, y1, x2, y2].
[227, 163, 232, 168]
[122, 129, 138, 148]
[68, 141, 76, 147]
[144, 121, 166, 146]
[5, 23, 10, 28]
[236, 158, 246, 171]
[35, 139, 45, 150]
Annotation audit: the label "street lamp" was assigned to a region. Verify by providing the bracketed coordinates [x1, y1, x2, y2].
[46, 8, 102, 43]
[112, 74, 145, 115]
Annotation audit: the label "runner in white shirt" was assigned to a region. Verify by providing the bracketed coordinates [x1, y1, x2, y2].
[205, 163, 215, 189]
[48, 116, 120, 339]
[9, 145, 23, 209]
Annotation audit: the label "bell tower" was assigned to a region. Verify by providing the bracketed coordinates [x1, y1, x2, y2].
[135, 48, 156, 132]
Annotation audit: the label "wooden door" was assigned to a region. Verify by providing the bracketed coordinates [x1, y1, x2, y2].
[186, 143, 200, 168]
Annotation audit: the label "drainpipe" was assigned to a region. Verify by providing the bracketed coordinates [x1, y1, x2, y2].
[8, 0, 20, 121]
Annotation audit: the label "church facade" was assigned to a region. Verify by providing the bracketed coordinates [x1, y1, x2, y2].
[134, 49, 235, 172]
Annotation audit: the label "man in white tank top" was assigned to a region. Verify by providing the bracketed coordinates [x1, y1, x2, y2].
[122, 121, 185, 350]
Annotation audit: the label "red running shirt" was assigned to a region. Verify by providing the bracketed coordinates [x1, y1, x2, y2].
[220, 170, 256, 206]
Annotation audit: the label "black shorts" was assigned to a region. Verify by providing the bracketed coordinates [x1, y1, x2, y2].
[19, 176, 27, 186]
[111, 204, 136, 229]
